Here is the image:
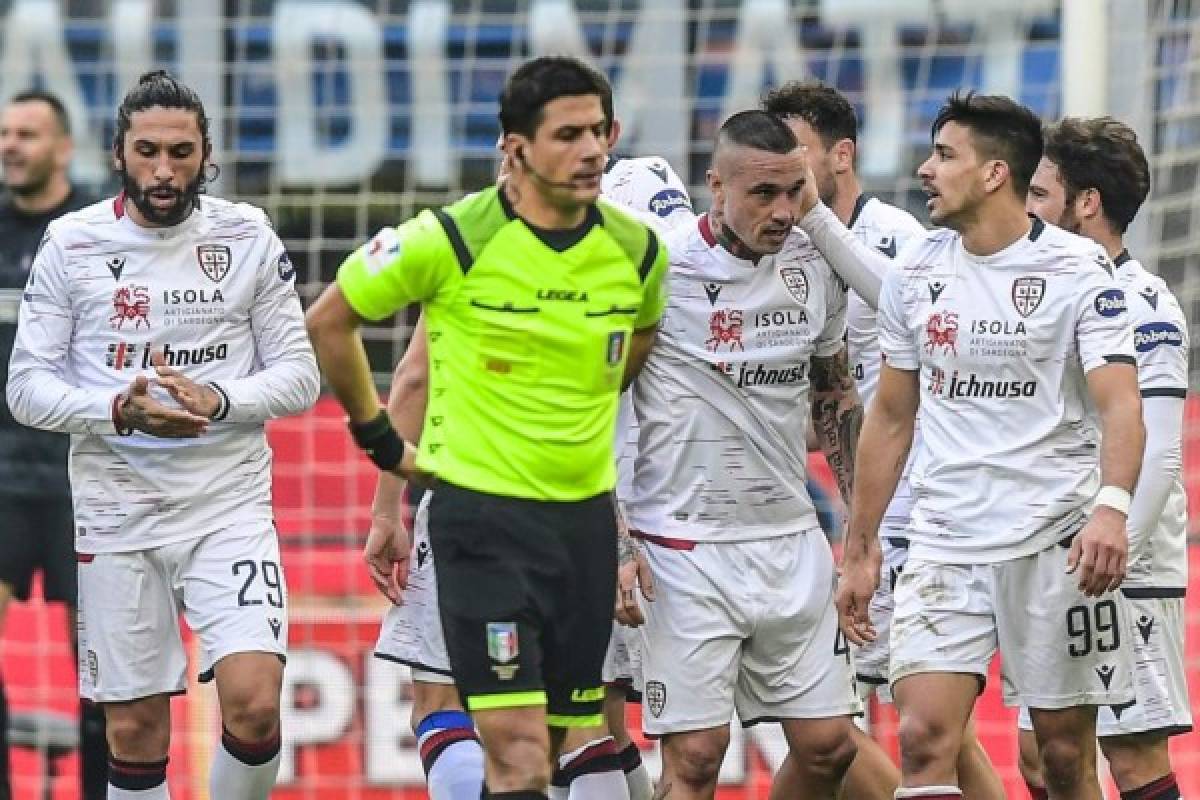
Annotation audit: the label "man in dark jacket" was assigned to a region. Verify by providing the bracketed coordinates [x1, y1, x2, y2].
[0, 88, 105, 800]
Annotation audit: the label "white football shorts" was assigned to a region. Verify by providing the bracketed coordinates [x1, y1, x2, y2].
[78, 522, 287, 702]
[637, 528, 861, 735]
[1016, 592, 1191, 737]
[890, 541, 1135, 711]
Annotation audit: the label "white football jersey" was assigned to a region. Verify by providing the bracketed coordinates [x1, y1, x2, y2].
[877, 218, 1135, 563]
[845, 196, 926, 405]
[627, 214, 848, 542]
[7, 195, 319, 553]
[1115, 252, 1189, 590]
[602, 156, 696, 504]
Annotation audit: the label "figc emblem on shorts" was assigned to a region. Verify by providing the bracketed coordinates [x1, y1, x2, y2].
[197, 244, 232, 283]
[1011, 277, 1045, 317]
[780, 267, 809, 305]
[487, 622, 520, 680]
[645, 680, 667, 717]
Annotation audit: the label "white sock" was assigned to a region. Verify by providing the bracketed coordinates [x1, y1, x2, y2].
[556, 736, 630, 800]
[894, 787, 963, 799]
[109, 787, 169, 800]
[209, 728, 282, 799]
[616, 742, 654, 800]
[416, 710, 484, 800]
[108, 756, 170, 799]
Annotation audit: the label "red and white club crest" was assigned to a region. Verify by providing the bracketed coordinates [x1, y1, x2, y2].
[110, 285, 150, 330]
[924, 311, 958, 356]
[705, 308, 745, 353]
[780, 267, 809, 305]
[197, 244, 231, 283]
[1012, 277, 1045, 317]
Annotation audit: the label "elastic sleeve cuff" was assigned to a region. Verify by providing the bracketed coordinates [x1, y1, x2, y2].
[111, 393, 133, 436]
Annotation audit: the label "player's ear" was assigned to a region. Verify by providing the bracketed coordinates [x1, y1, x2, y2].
[1077, 187, 1103, 222]
[607, 117, 622, 150]
[983, 158, 1010, 194]
[834, 138, 855, 174]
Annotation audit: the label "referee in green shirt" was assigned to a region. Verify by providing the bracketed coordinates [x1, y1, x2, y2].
[306, 56, 669, 799]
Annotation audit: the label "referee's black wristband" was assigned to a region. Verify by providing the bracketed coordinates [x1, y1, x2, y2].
[349, 410, 406, 472]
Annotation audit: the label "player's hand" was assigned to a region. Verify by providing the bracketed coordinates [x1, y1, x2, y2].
[796, 146, 820, 217]
[1067, 505, 1128, 596]
[364, 512, 411, 605]
[118, 374, 210, 438]
[615, 544, 656, 627]
[150, 350, 221, 418]
[835, 546, 881, 646]
[615, 507, 656, 627]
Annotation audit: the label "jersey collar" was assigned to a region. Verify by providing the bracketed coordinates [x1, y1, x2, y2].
[847, 193, 872, 229]
[1113, 248, 1132, 267]
[497, 183, 601, 253]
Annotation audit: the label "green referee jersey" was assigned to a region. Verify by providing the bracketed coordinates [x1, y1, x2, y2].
[337, 185, 669, 501]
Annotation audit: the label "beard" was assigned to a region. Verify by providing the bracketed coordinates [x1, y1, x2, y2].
[119, 167, 204, 227]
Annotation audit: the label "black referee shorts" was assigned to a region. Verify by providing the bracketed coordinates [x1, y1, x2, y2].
[429, 482, 617, 728]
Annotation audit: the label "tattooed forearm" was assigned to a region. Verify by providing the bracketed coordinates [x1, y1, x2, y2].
[612, 492, 638, 565]
[811, 349, 864, 504]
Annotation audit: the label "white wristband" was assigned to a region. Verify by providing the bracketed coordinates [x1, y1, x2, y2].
[1094, 486, 1132, 516]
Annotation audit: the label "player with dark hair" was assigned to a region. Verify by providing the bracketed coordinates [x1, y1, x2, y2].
[619, 109, 862, 800]
[306, 55, 669, 799]
[7, 70, 320, 800]
[1021, 116, 1191, 800]
[763, 80, 1004, 800]
[838, 91, 1144, 799]
[0, 87, 107, 800]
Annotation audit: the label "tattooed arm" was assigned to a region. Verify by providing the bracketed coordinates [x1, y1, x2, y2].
[810, 346, 864, 505]
[613, 493, 656, 627]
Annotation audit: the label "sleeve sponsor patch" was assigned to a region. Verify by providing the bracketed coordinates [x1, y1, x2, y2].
[1133, 321, 1184, 352]
[364, 227, 402, 275]
[1094, 288, 1127, 317]
[648, 188, 692, 218]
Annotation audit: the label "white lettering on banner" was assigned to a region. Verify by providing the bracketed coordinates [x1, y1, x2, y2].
[178, 0, 226, 194]
[527, 0, 688, 178]
[273, 647, 771, 787]
[0, 3, 1038, 194]
[408, 0, 452, 187]
[273, 0, 389, 186]
[723, 0, 804, 124]
[363, 653, 425, 784]
[278, 650, 357, 784]
[111, 0, 153, 101]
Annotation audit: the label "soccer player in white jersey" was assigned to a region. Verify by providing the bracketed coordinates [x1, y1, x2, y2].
[762, 81, 1004, 800]
[5, 71, 319, 800]
[837, 91, 1145, 800]
[624, 110, 861, 800]
[1018, 117, 1191, 800]
[363, 126, 691, 800]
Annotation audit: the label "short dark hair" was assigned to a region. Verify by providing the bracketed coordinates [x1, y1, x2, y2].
[761, 80, 857, 148]
[498, 56, 613, 138]
[8, 89, 71, 135]
[1042, 117, 1150, 234]
[717, 110, 798, 155]
[932, 90, 1043, 196]
[113, 70, 211, 156]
